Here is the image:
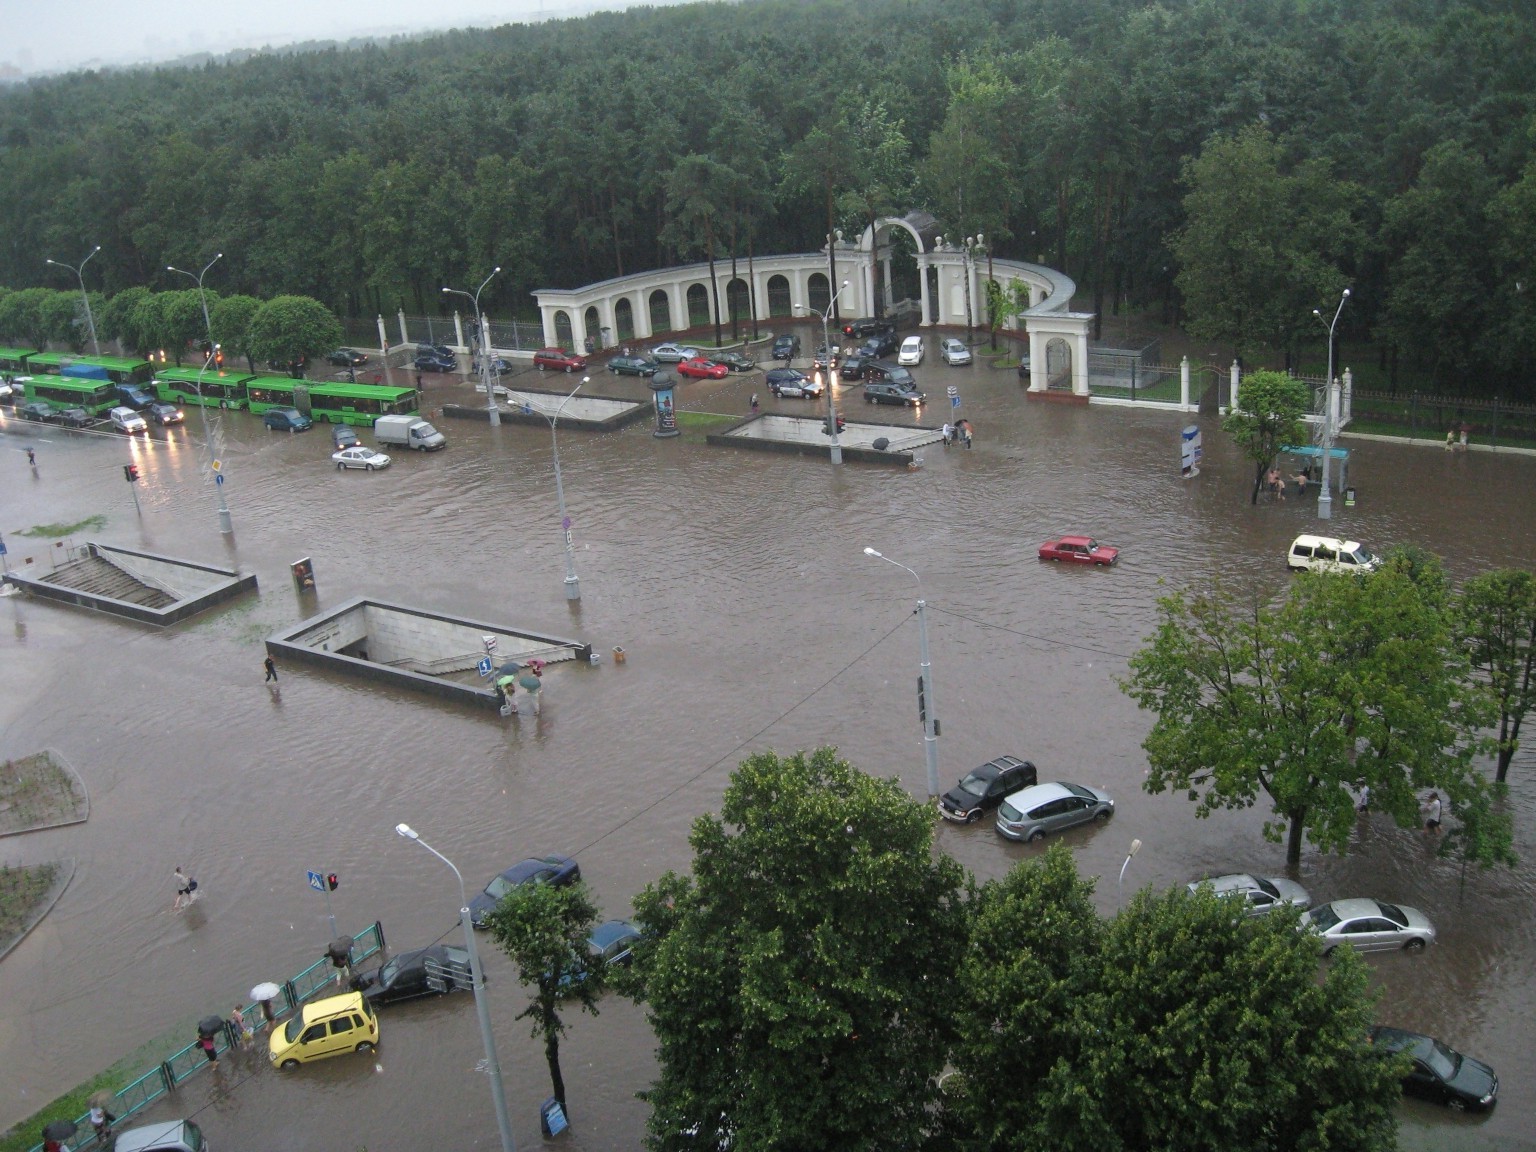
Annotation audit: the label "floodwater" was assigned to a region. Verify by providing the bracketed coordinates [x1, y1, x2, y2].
[2, 340, 1534, 1151]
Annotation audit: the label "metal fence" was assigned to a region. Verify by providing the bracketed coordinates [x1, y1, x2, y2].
[26, 922, 385, 1152]
[1350, 387, 1536, 447]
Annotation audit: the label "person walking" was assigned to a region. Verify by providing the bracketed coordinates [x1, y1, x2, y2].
[264, 655, 278, 683]
[26, 446, 36, 466]
[1422, 791, 1442, 835]
[1356, 784, 1370, 813]
[173, 866, 198, 912]
[941, 422, 953, 447]
[230, 1005, 251, 1049]
[750, 393, 759, 414]
[197, 1031, 218, 1066]
[89, 1100, 116, 1143]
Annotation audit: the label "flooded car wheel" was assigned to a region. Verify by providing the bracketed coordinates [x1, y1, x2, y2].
[356, 1041, 375, 1053]
[281, 1058, 300, 1069]
[1404, 938, 1426, 951]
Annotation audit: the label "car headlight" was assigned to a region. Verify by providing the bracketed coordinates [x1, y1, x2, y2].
[1480, 1092, 1495, 1105]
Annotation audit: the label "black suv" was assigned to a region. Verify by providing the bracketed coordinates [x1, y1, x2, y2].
[939, 756, 1038, 824]
[842, 317, 894, 340]
[839, 355, 873, 381]
[771, 334, 801, 361]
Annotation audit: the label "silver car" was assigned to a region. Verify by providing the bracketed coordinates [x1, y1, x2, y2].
[1188, 873, 1312, 917]
[1305, 898, 1436, 955]
[995, 781, 1114, 842]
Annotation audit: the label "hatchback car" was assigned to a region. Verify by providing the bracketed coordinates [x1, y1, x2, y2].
[767, 368, 822, 398]
[1187, 873, 1311, 917]
[677, 357, 729, 380]
[650, 343, 699, 364]
[269, 991, 378, 1068]
[355, 944, 474, 1006]
[939, 755, 1038, 824]
[263, 407, 313, 431]
[534, 347, 588, 373]
[468, 855, 582, 927]
[996, 781, 1115, 842]
[148, 402, 185, 426]
[1305, 898, 1436, 955]
[1368, 1026, 1498, 1111]
[331, 423, 362, 449]
[863, 378, 924, 406]
[327, 348, 369, 367]
[898, 336, 925, 365]
[941, 337, 973, 366]
[109, 405, 148, 434]
[333, 446, 392, 471]
[608, 355, 661, 377]
[1039, 535, 1119, 566]
[714, 351, 757, 372]
[19, 401, 54, 422]
[771, 334, 800, 361]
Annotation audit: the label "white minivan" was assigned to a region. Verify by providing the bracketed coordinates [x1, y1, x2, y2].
[110, 405, 149, 434]
[1287, 534, 1380, 574]
[897, 336, 925, 365]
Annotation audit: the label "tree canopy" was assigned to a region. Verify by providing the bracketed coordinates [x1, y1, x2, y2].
[1222, 369, 1311, 505]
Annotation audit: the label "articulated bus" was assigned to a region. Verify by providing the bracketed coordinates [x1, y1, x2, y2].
[23, 352, 154, 386]
[154, 367, 257, 409]
[245, 379, 420, 426]
[21, 375, 120, 414]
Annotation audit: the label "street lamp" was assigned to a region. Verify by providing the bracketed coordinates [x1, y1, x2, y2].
[395, 823, 516, 1152]
[1312, 288, 1350, 521]
[1117, 837, 1142, 907]
[443, 267, 502, 428]
[45, 246, 102, 354]
[796, 278, 851, 466]
[863, 547, 940, 798]
[167, 254, 234, 535]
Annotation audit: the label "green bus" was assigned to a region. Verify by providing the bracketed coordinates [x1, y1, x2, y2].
[0, 347, 40, 375]
[22, 375, 120, 414]
[245, 379, 420, 426]
[154, 367, 257, 409]
[24, 352, 154, 385]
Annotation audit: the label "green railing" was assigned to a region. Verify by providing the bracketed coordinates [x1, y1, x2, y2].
[25, 921, 384, 1152]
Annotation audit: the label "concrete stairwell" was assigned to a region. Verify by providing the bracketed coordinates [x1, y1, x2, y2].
[43, 555, 178, 609]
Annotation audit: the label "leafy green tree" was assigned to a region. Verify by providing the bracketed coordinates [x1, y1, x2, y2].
[99, 286, 152, 354]
[1121, 565, 1500, 866]
[662, 154, 735, 348]
[1222, 369, 1310, 505]
[247, 295, 343, 377]
[209, 294, 263, 374]
[1457, 569, 1536, 784]
[39, 289, 90, 350]
[130, 292, 178, 361]
[0, 287, 58, 349]
[158, 288, 217, 366]
[628, 748, 966, 1152]
[485, 880, 605, 1109]
[782, 117, 861, 322]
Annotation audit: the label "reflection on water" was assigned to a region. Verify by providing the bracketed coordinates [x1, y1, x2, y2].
[2, 360, 1535, 1149]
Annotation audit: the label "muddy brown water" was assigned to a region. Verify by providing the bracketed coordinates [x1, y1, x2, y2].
[1, 345, 1533, 1150]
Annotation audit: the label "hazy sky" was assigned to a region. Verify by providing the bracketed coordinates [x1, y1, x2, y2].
[1, 0, 649, 78]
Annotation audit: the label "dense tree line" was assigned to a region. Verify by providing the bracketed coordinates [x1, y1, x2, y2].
[1, 0, 1533, 394]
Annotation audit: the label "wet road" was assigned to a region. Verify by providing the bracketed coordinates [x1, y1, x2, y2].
[1, 340, 1534, 1150]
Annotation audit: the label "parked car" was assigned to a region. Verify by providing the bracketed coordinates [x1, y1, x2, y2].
[941, 337, 973, 366]
[18, 401, 54, 422]
[939, 755, 1038, 824]
[56, 407, 93, 428]
[714, 351, 757, 372]
[859, 331, 899, 358]
[771, 334, 800, 361]
[898, 336, 925, 365]
[841, 317, 894, 340]
[1305, 898, 1436, 955]
[588, 919, 641, 968]
[1186, 873, 1312, 917]
[263, 407, 313, 431]
[608, 355, 661, 377]
[354, 944, 474, 1006]
[331, 423, 362, 449]
[1017, 352, 1033, 378]
[474, 355, 513, 376]
[148, 402, 185, 426]
[678, 357, 729, 380]
[327, 348, 369, 367]
[1288, 534, 1380, 574]
[112, 1119, 206, 1152]
[333, 445, 392, 471]
[1038, 535, 1120, 566]
[838, 355, 873, 381]
[269, 991, 378, 1068]
[267, 356, 308, 373]
[650, 343, 699, 364]
[109, 405, 148, 434]
[863, 377, 924, 406]
[534, 347, 588, 373]
[1368, 1026, 1498, 1112]
[995, 781, 1115, 842]
[413, 352, 457, 373]
[813, 344, 841, 371]
[468, 855, 582, 928]
[767, 368, 823, 398]
[416, 342, 456, 362]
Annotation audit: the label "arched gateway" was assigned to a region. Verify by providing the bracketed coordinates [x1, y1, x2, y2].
[532, 212, 1093, 395]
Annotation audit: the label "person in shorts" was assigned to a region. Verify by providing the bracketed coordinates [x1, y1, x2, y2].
[173, 866, 198, 912]
[1422, 791, 1442, 834]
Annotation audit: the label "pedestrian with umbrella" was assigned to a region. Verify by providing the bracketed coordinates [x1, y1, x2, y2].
[250, 982, 281, 1023]
[42, 1119, 76, 1152]
[519, 660, 545, 716]
[197, 1015, 224, 1065]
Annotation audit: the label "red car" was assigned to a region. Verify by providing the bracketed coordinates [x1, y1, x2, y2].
[677, 357, 729, 380]
[1038, 535, 1119, 566]
[534, 348, 588, 373]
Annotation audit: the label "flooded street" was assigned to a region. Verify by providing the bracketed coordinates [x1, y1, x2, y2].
[2, 344, 1534, 1150]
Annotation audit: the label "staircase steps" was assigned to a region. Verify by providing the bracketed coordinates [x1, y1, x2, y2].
[43, 556, 177, 608]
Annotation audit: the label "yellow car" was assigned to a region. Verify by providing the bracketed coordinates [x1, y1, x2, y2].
[269, 991, 378, 1068]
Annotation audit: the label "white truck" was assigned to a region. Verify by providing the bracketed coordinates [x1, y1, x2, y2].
[373, 414, 446, 451]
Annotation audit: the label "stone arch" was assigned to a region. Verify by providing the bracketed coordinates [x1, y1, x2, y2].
[649, 289, 672, 335]
[583, 305, 602, 350]
[686, 283, 710, 327]
[614, 297, 635, 342]
[1045, 336, 1074, 389]
[807, 272, 830, 314]
[726, 278, 751, 326]
[767, 275, 792, 317]
[553, 310, 574, 349]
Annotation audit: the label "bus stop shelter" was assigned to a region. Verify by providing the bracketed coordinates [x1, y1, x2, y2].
[1280, 445, 1350, 493]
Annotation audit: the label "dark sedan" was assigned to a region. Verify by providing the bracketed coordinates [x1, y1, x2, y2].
[1369, 1027, 1498, 1111]
[608, 355, 660, 377]
[414, 352, 457, 373]
[18, 402, 55, 422]
[468, 855, 582, 927]
[767, 368, 822, 398]
[327, 348, 369, 367]
[355, 944, 475, 1006]
[939, 755, 1038, 824]
[714, 351, 757, 372]
[56, 407, 93, 428]
[838, 355, 873, 381]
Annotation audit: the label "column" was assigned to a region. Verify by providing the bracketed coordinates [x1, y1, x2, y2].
[397, 310, 410, 349]
[1342, 368, 1353, 423]
[1073, 329, 1090, 396]
[1180, 356, 1190, 408]
[917, 257, 931, 327]
[452, 312, 465, 351]
[376, 315, 389, 355]
[1229, 360, 1241, 414]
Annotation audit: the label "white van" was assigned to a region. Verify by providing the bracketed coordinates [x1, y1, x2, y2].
[110, 405, 149, 434]
[1287, 534, 1380, 574]
[112, 1118, 206, 1152]
[374, 414, 446, 451]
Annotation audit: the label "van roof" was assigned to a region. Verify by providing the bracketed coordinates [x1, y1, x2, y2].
[1292, 534, 1365, 551]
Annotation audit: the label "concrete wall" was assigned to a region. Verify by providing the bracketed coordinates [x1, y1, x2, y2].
[98, 545, 230, 601]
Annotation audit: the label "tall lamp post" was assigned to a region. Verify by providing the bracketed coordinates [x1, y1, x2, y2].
[797, 278, 851, 466]
[528, 375, 588, 602]
[1312, 288, 1350, 521]
[443, 267, 502, 428]
[395, 824, 516, 1152]
[1117, 838, 1143, 908]
[167, 254, 234, 535]
[863, 547, 940, 798]
[46, 246, 102, 354]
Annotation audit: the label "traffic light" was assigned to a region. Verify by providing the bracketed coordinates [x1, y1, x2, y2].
[123, 463, 140, 483]
[327, 873, 339, 891]
[214, 344, 224, 367]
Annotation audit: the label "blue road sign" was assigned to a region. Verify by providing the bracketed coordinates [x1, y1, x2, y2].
[477, 656, 494, 677]
[950, 394, 961, 409]
[307, 870, 325, 892]
[215, 473, 225, 486]
[0, 535, 7, 556]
